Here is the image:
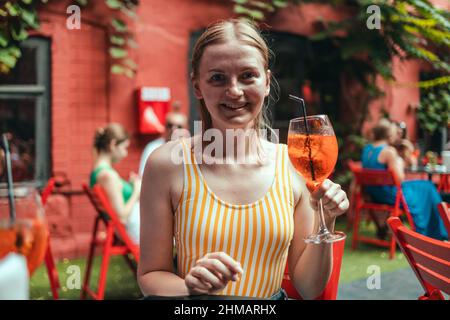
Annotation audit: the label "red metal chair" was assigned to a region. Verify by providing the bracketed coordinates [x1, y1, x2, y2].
[81, 183, 139, 300]
[438, 174, 449, 193]
[348, 160, 415, 259]
[387, 217, 450, 300]
[40, 177, 61, 300]
[437, 202, 450, 234]
[281, 238, 345, 300]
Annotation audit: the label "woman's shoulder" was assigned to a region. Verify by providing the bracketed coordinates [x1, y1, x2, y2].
[142, 138, 187, 180]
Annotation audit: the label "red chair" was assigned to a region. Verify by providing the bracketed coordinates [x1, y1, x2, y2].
[437, 202, 450, 234]
[40, 178, 61, 300]
[281, 238, 345, 300]
[348, 160, 415, 259]
[387, 217, 450, 300]
[81, 183, 139, 300]
[438, 174, 449, 193]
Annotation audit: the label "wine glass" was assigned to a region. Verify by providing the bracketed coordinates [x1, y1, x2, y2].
[287, 115, 346, 243]
[0, 183, 49, 275]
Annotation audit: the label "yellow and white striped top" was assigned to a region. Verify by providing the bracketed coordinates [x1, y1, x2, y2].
[174, 139, 295, 298]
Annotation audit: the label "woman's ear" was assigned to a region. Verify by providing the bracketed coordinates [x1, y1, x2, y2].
[108, 139, 117, 152]
[265, 70, 271, 96]
[191, 72, 203, 99]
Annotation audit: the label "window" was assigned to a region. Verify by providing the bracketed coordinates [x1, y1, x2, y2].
[0, 38, 51, 186]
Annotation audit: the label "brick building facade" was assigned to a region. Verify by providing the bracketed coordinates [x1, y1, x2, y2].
[1, 0, 446, 259]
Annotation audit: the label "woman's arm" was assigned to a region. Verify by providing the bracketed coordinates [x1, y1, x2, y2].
[287, 168, 348, 299]
[380, 146, 405, 181]
[137, 141, 190, 296]
[96, 171, 139, 224]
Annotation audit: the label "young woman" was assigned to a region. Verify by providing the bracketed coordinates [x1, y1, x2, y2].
[90, 123, 141, 243]
[137, 19, 349, 300]
[362, 119, 448, 240]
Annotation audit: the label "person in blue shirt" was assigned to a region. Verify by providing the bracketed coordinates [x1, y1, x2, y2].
[361, 119, 448, 240]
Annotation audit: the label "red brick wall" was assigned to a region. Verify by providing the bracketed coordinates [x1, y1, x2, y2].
[32, 0, 423, 259]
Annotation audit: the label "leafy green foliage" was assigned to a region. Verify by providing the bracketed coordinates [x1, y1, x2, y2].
[0, 0, 139, 77]
[417, 85, 450, 134]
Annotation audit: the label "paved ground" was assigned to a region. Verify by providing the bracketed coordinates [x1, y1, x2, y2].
[337, 268, 424, 300]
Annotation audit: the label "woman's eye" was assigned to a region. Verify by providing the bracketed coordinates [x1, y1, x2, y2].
[210, 74, 225, 82]
[242, 72, 256, 80]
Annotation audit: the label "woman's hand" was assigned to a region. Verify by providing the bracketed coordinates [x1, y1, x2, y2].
[185, 252, 243, 295]
[309, 179, 349, 221]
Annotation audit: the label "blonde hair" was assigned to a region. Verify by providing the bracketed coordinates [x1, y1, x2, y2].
[191, 19, 278, 136]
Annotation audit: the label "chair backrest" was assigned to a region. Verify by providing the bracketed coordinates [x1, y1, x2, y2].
[41, 178, 56, 205]
[82, 183, 139, 259]
[387, 217, 450, 299]
[349, 164, 401, 188]
[281, 238, 345, 300]
[437, 202, 450, 234]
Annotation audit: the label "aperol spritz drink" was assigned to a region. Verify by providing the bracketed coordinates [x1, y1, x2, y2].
[0, 184, 48, 275]
[288, 115, 345, 243]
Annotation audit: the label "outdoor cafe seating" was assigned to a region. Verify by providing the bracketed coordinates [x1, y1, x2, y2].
[388, 217, 450, 300]
[348, 160, 415, 259]
[81, 183, 140, 300]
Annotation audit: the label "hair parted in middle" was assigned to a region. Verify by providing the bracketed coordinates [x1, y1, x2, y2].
[191, 18, 279, 135]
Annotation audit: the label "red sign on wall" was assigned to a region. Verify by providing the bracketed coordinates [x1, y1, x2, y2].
[137, 87, 170, 134]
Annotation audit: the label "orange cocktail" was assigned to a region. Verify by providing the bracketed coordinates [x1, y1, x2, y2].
[0, 185, 48, 275]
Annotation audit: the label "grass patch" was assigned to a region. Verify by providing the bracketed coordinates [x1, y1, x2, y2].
[30, 255, 141, 300]
[336, 218, 410, 284]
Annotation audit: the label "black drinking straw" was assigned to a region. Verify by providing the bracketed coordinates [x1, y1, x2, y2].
[2, 134, 16, 223]
[288, 94, 316, 181]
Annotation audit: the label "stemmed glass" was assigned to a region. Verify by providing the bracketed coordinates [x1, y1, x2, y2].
[287, 115, 346, 243]
[0, 183, 48, 275]
[1, 133, 48, 275]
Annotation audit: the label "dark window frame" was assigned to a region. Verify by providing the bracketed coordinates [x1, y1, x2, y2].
[0, 37, 51, 186]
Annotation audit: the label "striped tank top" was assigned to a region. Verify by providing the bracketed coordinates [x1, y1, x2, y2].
[174, 139, 295, 298]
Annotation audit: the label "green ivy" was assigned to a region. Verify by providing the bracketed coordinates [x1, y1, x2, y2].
[417, 85, 450, 134]
[0, 0, 139, 77]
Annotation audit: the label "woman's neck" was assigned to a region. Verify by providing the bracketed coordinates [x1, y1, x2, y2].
[94, 153, 113, 167]
[373, 140, 388, 146]
[198, 126, 265, 164]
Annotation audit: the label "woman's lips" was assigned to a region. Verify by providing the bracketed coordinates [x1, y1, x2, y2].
[220, 103, 249, 111]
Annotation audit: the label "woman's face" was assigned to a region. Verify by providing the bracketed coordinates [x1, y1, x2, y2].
[111, 139, 130, 163]
[192, 39, 271, 131]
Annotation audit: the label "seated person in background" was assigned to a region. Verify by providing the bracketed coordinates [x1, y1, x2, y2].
[138, 101, 189, 176]
[395, 139, 418, 168]
[90, 123, 141, 244]
[361, 119, 448, 240]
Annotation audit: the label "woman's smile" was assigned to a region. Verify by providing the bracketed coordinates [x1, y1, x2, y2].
[219, 102, 250, 112]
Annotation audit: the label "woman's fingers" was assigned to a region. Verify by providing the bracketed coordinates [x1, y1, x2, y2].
[190, 266, 225, 289]
[196, 257, 238, 282]
[185, 273, 211, 292]
[186, 252, 244, 295]
[204, 252, 243, 275]
[310, 179, 349, 218]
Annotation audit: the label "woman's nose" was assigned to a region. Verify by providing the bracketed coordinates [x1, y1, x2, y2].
[226, 79, 243, 98]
